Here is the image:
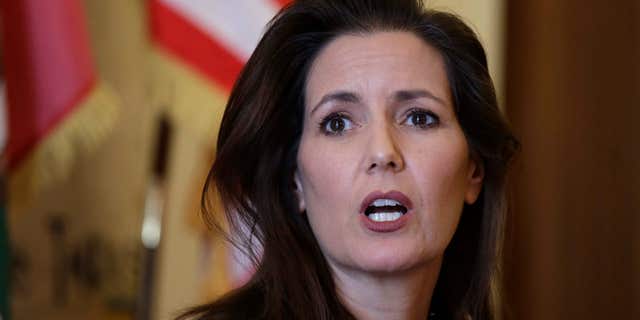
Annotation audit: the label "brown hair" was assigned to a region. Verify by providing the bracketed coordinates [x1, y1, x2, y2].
[179, 0, 519, 319]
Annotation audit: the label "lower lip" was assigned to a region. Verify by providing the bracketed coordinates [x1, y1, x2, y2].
[360, 211, 411, 233]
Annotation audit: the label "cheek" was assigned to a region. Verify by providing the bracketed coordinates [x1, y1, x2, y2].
[296, 138, 356, 214]
[296, 139, 359, 256]
[409, 133, 471, 217]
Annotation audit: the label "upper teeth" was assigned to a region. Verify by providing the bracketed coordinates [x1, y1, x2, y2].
[368, 212, 403, 222]
[371, 198, 402, 207]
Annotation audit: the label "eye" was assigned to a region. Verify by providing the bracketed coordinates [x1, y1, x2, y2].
[404, 108, 439, 129]
[319, 113, 354, 136]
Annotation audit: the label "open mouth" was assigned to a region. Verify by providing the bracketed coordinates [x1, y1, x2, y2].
[364, 198, 408, 222]
[360, 191, 413, 224]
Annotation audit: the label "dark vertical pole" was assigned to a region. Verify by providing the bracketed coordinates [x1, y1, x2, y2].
[136, 115, 172, 320]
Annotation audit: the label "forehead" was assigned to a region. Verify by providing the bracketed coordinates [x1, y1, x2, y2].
[304, 31, 450, 108]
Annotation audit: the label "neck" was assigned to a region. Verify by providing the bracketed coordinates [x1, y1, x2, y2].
[331, 257, 442, 320]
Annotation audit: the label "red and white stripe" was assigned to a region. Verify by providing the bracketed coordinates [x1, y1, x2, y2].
[150, 0, 289, 91]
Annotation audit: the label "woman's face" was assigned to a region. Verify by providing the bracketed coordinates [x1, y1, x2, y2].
[295, 32, 483, 275]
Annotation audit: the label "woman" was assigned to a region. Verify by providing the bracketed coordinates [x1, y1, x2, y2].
[180, 0, 519, 319]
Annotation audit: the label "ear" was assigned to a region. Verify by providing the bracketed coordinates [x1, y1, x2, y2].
[293, 170, 306, 213]
[464, 155, 484, 205]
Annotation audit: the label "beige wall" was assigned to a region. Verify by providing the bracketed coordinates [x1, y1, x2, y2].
[426, 0, 505, 105]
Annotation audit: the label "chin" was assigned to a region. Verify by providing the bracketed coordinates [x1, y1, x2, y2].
[350, 245, 435, 275]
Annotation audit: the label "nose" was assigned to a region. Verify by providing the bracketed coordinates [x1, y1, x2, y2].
[366, 123, 404, 174]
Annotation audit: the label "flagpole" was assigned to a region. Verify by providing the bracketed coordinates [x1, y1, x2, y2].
[137, 115, 172, 320]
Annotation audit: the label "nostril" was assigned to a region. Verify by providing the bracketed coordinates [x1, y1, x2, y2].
[367, 160, 400, 173]
[367, 150, 403, 173]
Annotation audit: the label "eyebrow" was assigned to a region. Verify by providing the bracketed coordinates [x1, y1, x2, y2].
[310, 91, 360, 115]
[392, 89, 446, 106]
[309, 89, 446, 115]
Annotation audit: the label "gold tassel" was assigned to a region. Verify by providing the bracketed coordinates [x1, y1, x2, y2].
[9, 82, 120, 211]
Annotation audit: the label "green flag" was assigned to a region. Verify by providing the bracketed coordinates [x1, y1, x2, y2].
[0, 195, 9, 320]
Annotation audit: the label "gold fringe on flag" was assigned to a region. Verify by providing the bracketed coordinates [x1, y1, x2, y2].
[9, 82, 120, 211]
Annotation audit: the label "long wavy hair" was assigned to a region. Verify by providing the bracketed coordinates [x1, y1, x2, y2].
[179, 0, 519, 319]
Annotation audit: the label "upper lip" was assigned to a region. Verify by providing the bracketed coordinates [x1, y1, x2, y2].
[359, 190, 413, 214]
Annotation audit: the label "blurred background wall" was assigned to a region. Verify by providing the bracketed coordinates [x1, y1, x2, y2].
[503, 0, 640, 318]
[0, 0, 637, 319]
